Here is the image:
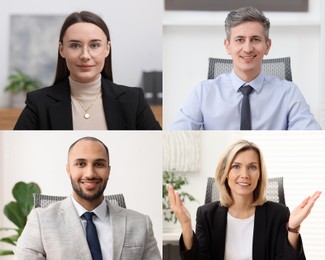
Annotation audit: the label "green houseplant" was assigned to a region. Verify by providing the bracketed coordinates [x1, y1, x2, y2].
[0, 182, 41, 256]
[5, 70, 42, 93]
[4, 70, 42, 108]
[162, 171, 196, 224]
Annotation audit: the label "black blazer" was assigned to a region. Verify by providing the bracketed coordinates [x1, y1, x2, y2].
[14, 78, 161, 130]
[180, 201, 305, 260]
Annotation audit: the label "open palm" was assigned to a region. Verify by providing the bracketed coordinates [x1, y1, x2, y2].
[288, 191, 321, 229]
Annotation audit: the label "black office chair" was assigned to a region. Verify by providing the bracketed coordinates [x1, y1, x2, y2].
[207, 57, 292, 81]
[33, 193, 127, 208]
[204, 176, 286, 205]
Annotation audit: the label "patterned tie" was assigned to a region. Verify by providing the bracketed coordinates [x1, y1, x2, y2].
[82, 212, 103, 260]
[239, 85, 253, 130]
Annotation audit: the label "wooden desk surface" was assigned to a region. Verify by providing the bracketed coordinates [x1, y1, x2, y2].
[0, 106, 162, 130]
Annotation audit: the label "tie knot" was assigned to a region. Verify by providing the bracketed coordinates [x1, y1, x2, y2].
[240, 85, 253, 96]
[83, 212, 95, 221]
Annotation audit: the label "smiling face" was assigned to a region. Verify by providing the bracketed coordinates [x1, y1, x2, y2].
[66, 139, 110, 210]
[227, 149, 260, 203]
[224, 21, 271, 82]
[59, 22, 110, 83]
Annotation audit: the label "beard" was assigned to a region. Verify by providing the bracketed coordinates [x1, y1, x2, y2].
[71, 177, 108, 201]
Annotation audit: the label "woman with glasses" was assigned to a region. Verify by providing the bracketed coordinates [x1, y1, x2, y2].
[14, 11, 161, 130]
[168, 140, 321, 260]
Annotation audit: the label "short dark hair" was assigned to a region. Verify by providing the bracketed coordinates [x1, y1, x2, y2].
[68, 136, 109, 163]
[225, 7, 270, 41]
[54, 11, 113, 84]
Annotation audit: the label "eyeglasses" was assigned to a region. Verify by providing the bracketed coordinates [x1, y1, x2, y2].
[62, 41, 108, 57]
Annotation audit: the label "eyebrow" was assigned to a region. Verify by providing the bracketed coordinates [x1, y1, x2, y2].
[232, 161, 259, 165]
[67, 39, 103, 43]
[73, 158, 108, 162]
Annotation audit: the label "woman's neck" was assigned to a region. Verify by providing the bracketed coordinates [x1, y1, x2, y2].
[228, 196, 255, 219]
[69, 75, 102, 98]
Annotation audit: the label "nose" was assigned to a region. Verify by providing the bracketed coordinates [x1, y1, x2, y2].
[84, 165, 97, 178]
[243, 41, 253, 53]
[240, 168, 249, 178]
[79, 46, 91, 59]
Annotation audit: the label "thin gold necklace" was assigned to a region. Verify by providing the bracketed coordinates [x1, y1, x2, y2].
[73, 93, 101, 119]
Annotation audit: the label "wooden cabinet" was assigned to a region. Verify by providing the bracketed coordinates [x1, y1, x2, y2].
[0, 108, 22, 130]
[0, 106, 162, 130]
[151, 105, 163, 128]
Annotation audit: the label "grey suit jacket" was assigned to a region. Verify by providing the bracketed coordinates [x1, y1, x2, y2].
[14, 197, 161, 260]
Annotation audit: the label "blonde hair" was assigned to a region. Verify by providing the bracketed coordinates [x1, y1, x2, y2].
[215, 140, 267, 207]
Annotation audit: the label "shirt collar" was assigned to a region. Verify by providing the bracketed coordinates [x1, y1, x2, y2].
[230, 69, 265, 94]
[71, 195, 108, 221]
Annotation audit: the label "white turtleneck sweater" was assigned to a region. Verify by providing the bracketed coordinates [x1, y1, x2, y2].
[69, 75, 108, 130]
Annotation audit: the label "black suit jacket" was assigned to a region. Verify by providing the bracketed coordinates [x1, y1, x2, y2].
[180, 201, 305, 260]
[14, 78, 161, 130]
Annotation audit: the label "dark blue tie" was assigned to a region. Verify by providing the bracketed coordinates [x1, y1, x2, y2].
[83, 212, 102, 260]
[239, 85, 253, 130]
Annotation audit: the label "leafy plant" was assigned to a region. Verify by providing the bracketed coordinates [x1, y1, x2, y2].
[4, 70, 42, 93]
[0, 182, 41, 256]
[162, 171, 197, 223]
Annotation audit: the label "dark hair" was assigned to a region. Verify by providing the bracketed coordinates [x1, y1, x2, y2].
[68, 136, 110, 164]
[53, 11, 113, 84]
[225, 7, 270, 41]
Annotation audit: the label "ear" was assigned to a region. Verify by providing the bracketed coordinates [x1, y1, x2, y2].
[59, 42, 66, 58]
[224, 39, 231, 55]
[264, 39, 272, 55]
[105, 41, 111, 58]
[66, 164, 71, 178]
[107, 165, 111, 180]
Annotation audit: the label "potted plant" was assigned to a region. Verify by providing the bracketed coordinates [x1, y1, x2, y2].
[162, 171, 197, 227]
[4, 70, 42, 108]
[0, 182, 41, 256]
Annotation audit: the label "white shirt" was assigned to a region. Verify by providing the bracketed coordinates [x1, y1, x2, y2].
[224, 212, 254, 260]
[71, 196, 112, 260]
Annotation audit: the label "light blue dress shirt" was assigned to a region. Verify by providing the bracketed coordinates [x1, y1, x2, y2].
[170, 70, 321, 130]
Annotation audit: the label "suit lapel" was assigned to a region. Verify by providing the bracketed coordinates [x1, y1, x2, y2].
[47, 80, 73, 129]
[213, 205, 227, 259]
[107, 200, 126, 260]
[253, 205, 266, 259]
[101, 79, 130, 130]
[60, 197, 92, 259]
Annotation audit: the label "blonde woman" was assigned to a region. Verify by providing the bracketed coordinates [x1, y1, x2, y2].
[168, 140, 320, 260]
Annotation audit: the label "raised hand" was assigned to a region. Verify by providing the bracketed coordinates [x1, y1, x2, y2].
[167, 183, 192, 228]
[288, 191, 321, 229]
[167, 184, 194, 249]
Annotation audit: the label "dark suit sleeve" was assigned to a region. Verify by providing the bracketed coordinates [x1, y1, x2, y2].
[134, 88, 161, 130]
[274, 206, 306, 260]
[14, 92, 40, 130]
[179, 206, 212, 260]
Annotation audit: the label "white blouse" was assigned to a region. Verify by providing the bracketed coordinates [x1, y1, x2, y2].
[224, 212, 255, 260]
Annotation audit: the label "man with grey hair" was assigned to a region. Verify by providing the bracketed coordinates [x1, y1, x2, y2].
[170, 6, 320, 130]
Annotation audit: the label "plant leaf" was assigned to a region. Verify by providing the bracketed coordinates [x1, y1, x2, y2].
[0, 250, 14, 255]
[0, 234, 19, 246]
[13, 182, 41, 217]
[4, 202, 25, 229]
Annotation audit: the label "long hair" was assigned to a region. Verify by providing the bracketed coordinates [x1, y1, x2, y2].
[53, 11, 113, 84]
[215, 140, 267, 207]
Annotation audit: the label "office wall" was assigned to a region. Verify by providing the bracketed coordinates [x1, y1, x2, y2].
[0, 131, 162, 258]
[169, 131, 325, 259]
[0, 0, 162, 107]
[163, 0, 325, 129]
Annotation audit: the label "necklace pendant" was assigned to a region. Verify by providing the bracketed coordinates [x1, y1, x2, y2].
[84, 113, 90, 119]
